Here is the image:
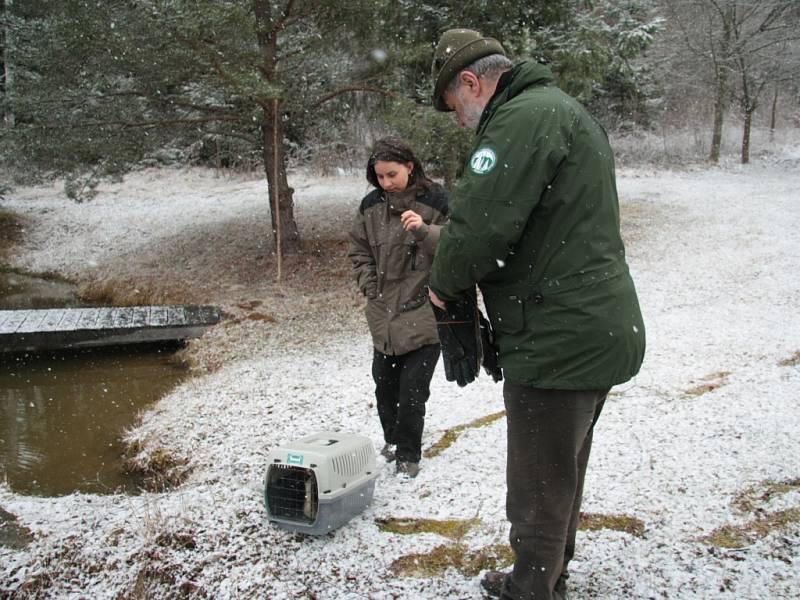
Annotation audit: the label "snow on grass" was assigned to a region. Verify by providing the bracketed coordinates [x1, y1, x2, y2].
[1, 155, 799, 598]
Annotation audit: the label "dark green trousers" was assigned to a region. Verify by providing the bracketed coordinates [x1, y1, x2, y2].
[501, 384, 608, 600]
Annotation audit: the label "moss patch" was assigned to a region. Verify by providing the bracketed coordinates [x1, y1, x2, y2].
[684, 371, 731, 397]
[579, 512, 646, 537]
[390, 543, 514, 578]
[778, 351, 800, 367]
[424, 411, 506, 459]
[701, 508, 800, 549]
[732, 478, 800, 514]
[386, 511, 645, 579]
[376, 517, 478, 540]
[701, 477, 800, 549]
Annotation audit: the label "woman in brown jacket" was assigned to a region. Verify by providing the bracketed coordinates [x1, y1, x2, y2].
[348, 139, 449, 478]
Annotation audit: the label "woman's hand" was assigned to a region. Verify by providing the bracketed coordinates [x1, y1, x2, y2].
[428, 288, 446, 309]
[401, 210, 423, 231]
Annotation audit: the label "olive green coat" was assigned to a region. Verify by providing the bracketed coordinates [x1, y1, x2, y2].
[430, 61, 645, 389]
[349, 183, 449, 356]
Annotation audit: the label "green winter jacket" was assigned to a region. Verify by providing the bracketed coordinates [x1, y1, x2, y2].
[349, 182, 449, 356]
[430, 61, 645, 389]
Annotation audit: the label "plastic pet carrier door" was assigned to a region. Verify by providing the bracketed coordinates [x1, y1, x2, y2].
[264, 432, 379, 534]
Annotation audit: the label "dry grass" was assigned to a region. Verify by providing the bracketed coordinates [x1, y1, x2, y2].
[390, 543, 514, 578]
[423, 411, 506, 459]
[272, 238, 352, 294]
[0, 506, 34, 550]
[75, 276, 194, 306]
[386, 511, 647, 578]
[778, 351, 800, 367]
[701, 478, 800, 549]
[122, 441, 192, 491]
[579, 512, 646, 538]
[376, 517, 479, 540]
[380, 515, 510, 578]
[683, 371, 731, 398]
[732, 478, 800, 514]
[701, 508, 800, 549]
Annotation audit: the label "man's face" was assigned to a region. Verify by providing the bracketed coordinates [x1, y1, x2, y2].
[443, 81, 484, 131]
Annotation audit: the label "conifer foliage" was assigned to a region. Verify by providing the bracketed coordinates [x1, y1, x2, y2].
[3, 1, 663, 250]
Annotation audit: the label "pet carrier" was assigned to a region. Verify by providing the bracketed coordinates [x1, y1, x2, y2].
[264, 432, 379, 535]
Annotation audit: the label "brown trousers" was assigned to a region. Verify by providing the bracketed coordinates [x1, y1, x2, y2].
[501, 384, 608, 600]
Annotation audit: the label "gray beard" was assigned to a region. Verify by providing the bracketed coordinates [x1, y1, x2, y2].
[455, 88, 484, 131]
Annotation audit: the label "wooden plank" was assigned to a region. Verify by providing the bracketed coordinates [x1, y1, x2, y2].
[184, 305, 221, 325]
[1, 305, 220, 353]
[76, 308, 102, 329]
[1, 310, 36, 334]
[14, 311, 50, 334]
[131, 306, 149, 327]
[166, 306, 187, 326]
[148, 306, 170, 326]
[59, 308, 83, 330]
[113, 307, 134, 329]
[0, 311, 15, 329]
[37, 309, 67, 332]
[96, 308, 117, 329]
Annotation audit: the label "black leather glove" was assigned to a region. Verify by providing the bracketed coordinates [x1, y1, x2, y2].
[478, 312, 503, 382]
[363, 282, 377, 299]
[431, 290, 481, 387]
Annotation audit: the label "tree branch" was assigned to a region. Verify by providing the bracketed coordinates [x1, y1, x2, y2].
[312, 86, 396, 109]
[27, 115, 242, 131]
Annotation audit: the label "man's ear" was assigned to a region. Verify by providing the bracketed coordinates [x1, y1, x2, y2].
[458, 71, 481, 97]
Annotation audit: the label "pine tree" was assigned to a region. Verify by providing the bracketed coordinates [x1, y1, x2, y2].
[7, 0, 384, 255]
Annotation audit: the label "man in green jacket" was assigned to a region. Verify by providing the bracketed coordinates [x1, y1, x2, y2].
[428, 29, 645, 600]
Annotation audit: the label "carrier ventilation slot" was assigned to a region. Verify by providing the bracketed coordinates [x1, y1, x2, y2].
[332, 444, 371, 478]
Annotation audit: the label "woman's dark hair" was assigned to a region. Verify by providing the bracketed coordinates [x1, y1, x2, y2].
[366, 138, 431, 190]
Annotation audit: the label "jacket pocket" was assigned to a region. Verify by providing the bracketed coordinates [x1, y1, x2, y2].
[400, 286, 428, 312]
[484, 294, 526, 335]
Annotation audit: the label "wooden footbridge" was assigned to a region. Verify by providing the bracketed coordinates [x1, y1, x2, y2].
[0, 305, 220, 353]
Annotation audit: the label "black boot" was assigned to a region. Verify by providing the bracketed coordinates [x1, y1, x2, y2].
[479, 571, 507, 598]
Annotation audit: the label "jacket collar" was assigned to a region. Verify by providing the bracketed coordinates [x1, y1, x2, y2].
[477, 60, 556, 133]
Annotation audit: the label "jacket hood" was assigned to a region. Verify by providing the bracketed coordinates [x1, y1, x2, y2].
[503, 60, 555, 97]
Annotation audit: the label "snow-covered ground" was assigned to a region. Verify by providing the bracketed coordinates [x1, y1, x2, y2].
[1, 148, 799, 598]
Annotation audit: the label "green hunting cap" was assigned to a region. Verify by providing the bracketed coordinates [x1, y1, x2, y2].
[431, 28, 506, 112]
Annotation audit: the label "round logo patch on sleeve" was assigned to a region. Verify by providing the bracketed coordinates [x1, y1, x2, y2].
[469, 147, 497, 175]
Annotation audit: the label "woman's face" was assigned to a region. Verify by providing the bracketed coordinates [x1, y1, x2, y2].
[373, 160, 413, 193]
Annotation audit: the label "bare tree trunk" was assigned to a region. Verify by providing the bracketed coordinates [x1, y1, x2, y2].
[261, 102, 300, 255]
[769, 87, 778, 141]
[253, 0, 300, 255]
[709, 69, 727, 163]
[708, 3, 734, 164]
[741, 107, 753, 164]
[1, 0, 14, 128]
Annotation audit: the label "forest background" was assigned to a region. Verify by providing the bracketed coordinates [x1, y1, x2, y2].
[1, 0, 799, 255]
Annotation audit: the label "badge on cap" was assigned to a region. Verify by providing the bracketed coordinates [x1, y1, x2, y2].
[469, 147, 497, 175]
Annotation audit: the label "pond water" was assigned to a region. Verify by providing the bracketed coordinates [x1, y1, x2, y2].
[0, 271, 189, 496]
[0, 346, 186, 496]
[0, 270, 83, 310]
